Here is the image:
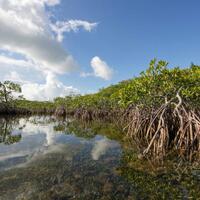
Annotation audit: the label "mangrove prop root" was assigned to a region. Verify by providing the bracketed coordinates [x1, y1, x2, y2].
[124, 94, 200, 160]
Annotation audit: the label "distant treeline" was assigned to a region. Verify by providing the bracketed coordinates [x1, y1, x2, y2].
[15, 60, 200, 113]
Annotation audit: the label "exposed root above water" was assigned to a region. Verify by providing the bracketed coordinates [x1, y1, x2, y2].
[124, 93, 200, 161]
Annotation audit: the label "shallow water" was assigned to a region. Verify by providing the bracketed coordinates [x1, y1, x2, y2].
[0, 116, 199, 200]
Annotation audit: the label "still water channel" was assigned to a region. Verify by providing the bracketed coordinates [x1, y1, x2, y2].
[0, 116, 199, 200]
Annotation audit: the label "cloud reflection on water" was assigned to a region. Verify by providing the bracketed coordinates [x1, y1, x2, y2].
[91, 137, 119, 160]
[0, 116, 120, 171]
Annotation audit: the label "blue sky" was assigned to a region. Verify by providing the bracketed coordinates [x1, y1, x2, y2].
[0, 0, 200, 100]
[52, 0, 200, 90]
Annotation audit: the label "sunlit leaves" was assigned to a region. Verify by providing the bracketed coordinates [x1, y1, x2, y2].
[117, 59, 200, 108]
[11, 59, 200, 112]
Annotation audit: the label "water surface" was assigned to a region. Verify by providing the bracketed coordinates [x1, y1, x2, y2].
[0, 116, 199, 200]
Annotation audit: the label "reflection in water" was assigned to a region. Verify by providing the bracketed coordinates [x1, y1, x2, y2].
[0, 116, 128, 200]
[91, 137, 118, 160]
[0, 116, 199, 200]
[0, 117, 84, 171]
[0, 118, 22, 145]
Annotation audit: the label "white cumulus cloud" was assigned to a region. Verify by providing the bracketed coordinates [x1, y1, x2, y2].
[0, 0, 98, 100]
[0, 55, 44, 83]
[90, 56, 114, 80]
[0, 0, 78, 74]
[0, 0, 97, 74]
[22, 72, 79, 101]
[81, 57, 114, 80]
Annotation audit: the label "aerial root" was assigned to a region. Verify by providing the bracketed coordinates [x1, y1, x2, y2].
[124, 93, 200, 160]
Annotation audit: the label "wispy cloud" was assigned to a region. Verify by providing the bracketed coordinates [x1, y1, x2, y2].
[4, 71, 30, 84]
[0, 55, 35, 69]
[51, 20, 98, 42]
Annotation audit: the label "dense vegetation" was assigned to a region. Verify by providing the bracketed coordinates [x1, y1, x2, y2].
[4, 59, 199, 116]
[0, 59, 199, 160]
[21, 59, 198, 114]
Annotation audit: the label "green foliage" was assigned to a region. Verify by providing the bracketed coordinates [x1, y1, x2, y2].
[15, 99, 56, 114]
[53, 59, 199, 111]
[0, 81, 22, 104]
[117, 59, 200, 108]
[7, 59, 200, 113]
[51, 59, 199, 112]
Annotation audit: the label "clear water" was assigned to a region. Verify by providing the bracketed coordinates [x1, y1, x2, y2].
[0, 116, 199, 200]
